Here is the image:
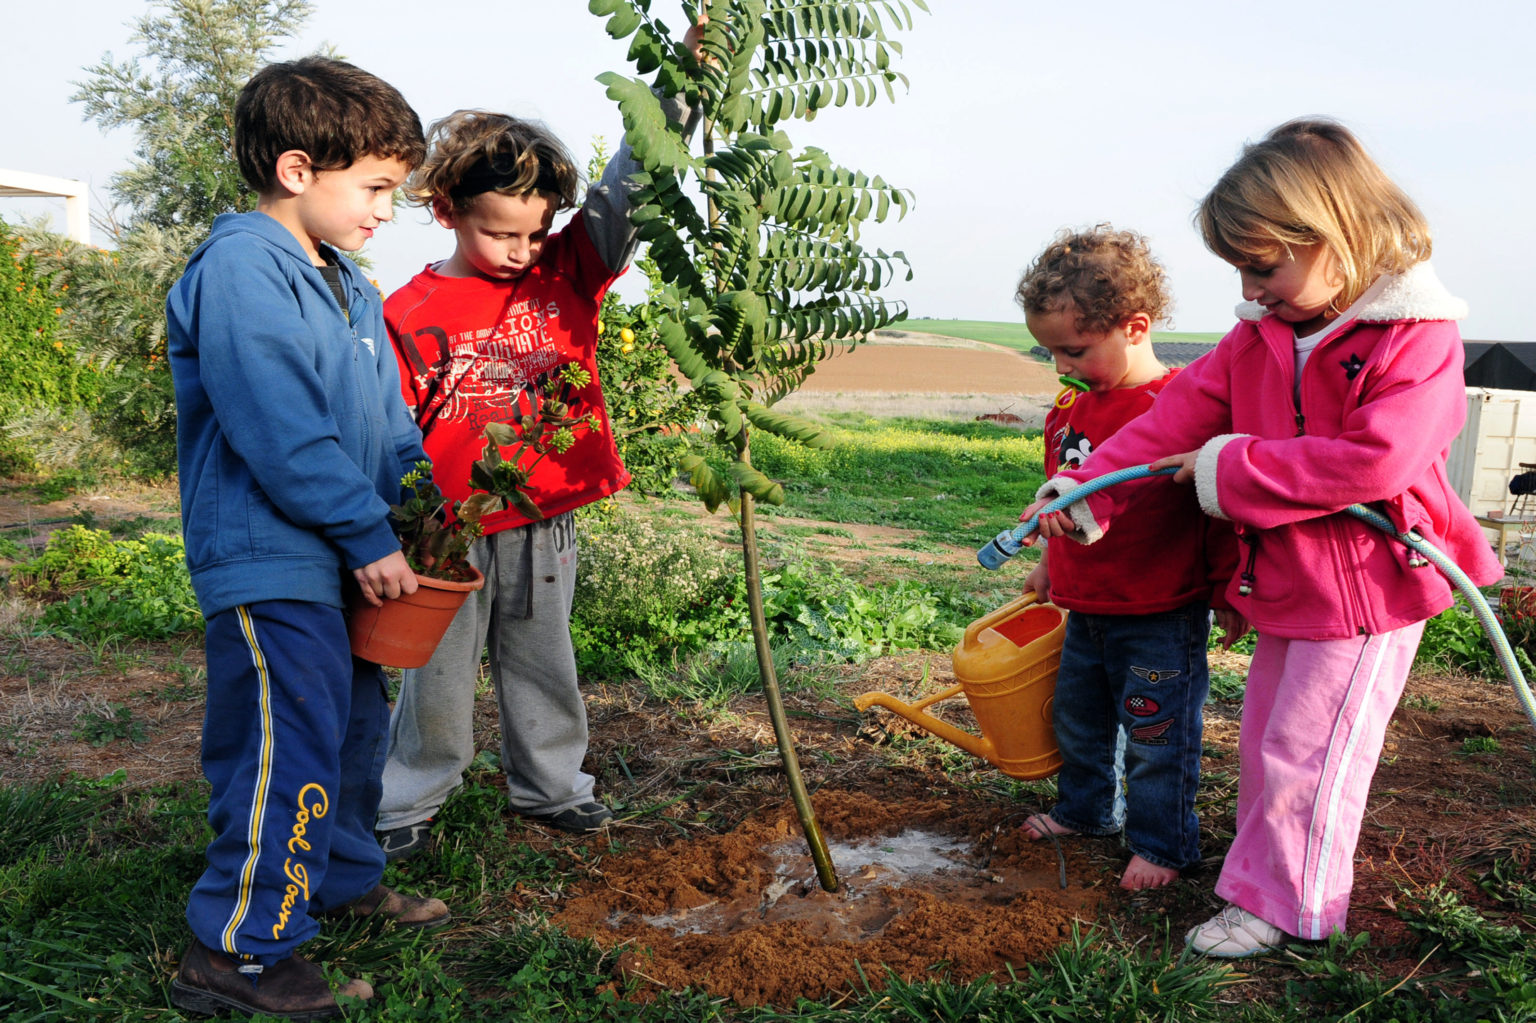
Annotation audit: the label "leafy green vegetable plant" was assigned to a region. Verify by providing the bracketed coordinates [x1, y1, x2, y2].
[11, 525, 201, 642]
[1418, 595, 1536, 679]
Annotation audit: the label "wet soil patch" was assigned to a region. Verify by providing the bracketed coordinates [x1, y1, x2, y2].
[554, 789, 1100, 1006]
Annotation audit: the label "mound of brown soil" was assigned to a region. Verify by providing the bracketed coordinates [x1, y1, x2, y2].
[554, 788, 1099, 1006]
[796, 342, 1058, 396]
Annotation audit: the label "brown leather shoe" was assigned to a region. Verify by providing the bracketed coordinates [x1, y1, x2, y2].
[324, 883, 451, 929]
[170, 940, 372, 1020]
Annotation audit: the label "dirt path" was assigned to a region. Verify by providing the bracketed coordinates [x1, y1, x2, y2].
[779, 332, 1060, 426]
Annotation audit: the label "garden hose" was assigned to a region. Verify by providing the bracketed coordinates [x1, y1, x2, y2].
[976, 464, 1536, 734]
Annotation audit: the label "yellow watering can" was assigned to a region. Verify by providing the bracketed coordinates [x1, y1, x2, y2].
[855, 592, 1067, 780]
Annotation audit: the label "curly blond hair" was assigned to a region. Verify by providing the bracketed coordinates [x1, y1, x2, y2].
[405, 109, 581, 212]
[1015, 225, 1173, 334]
[1197, 118, 1431, 310]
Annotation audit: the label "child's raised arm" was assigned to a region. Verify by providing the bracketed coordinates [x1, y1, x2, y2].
[582, 21, 707, 273]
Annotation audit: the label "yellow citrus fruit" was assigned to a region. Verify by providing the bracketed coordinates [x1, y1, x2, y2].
[597, 319, 605, 333]
[620, 343, 634, 354]
[620, 327, 636, 344]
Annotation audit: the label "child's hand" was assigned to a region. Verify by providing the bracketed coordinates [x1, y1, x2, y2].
[1213, 608, 1250, 650]
[353, 550, 420, 608]
[1024, 549, 1051, 602]
[1019, 497, 1071, 543]
[1149, 450, 1199, 484]
[684, 11, 709, 64]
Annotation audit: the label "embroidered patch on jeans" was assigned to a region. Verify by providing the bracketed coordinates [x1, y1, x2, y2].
[1124, 695, 1161, 717]
[1130, 665, 1180, 684]
[1130, 718, 1173, 745]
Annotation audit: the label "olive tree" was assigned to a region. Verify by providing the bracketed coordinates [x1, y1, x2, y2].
[16, 0, 311, 474]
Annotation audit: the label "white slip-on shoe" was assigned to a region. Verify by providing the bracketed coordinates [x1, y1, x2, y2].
[1184, 904, 1287, 958]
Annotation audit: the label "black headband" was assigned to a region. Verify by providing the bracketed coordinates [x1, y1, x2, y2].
[449, 155, 561, 201]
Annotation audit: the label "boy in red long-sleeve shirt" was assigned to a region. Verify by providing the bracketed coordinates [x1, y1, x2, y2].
[375, 23, 704, 860]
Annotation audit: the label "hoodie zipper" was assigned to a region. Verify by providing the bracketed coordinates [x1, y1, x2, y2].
[1240, 353, 1308, 596]
[1297, 322, 1382, 632]
[326, 262, 378, 476]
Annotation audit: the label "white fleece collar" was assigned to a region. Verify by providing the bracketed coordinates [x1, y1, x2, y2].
[1236, 261, 1467, 323]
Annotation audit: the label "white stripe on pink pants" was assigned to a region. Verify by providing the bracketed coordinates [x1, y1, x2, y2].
[1214, 622, 1424, 940]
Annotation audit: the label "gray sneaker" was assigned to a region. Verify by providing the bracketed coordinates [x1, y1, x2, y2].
[377, 819, 434, 863]
[519, 800, 613, 834]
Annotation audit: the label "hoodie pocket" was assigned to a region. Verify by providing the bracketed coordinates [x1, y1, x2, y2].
[1246, 525, 1298, 605]
[247, 490, 319, 559]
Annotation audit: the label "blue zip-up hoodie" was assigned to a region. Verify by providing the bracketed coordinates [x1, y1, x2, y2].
[167, 211, 427, 618]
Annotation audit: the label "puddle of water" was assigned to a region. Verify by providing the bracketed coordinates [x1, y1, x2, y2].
[824, 830, 972, 879]
[635, 828, 1047, 941]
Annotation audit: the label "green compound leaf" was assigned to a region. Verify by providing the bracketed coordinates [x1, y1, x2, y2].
[679, 452, 732, 512]
[728, 460, 785, 505]
[742, 401, 833, 448]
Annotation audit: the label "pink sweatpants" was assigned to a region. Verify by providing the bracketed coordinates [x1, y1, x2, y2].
[1215, 622, 1424, 940]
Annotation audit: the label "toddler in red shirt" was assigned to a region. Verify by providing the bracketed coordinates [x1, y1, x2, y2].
[1016, 226, 1246, 890]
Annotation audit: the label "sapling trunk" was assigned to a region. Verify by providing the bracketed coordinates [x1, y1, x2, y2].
[736, 440, 839, 892]
[703, 90, 837, 892]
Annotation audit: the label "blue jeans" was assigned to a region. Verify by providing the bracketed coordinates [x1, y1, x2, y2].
[1047, 602, 1210, 870]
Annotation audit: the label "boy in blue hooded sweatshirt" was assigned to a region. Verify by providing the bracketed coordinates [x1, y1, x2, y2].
[165, 56, 447, 1021]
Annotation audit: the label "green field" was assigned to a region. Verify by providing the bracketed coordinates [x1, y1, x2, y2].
[899, 318, 1226, 353]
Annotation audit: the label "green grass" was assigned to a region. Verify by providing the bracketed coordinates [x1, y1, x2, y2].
[749, 413, 1047, 552]
[900, 318, 1226, 353]
[5, 768, 1519, 1023]
[898, 318, 1040, 350]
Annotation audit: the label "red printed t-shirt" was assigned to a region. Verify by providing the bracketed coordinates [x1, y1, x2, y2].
[1042, 371, 1235, 614]
[385, 211, 628, 535]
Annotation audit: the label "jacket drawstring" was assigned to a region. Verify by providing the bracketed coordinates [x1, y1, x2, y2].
[1238, 532, 1259, 596]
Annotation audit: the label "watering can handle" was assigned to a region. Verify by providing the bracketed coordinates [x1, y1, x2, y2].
[962, 591, 1042, 648]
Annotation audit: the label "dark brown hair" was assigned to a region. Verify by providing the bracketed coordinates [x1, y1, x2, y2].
[234, 56, 426, 192]
[1016, 225, 1173, 333]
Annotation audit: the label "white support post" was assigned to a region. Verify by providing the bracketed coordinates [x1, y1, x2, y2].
[0, 169, 92, 245]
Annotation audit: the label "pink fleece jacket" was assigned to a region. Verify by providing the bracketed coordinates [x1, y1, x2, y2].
[1041, 263, 1503, 640]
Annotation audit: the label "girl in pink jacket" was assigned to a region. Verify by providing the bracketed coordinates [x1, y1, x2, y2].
[1023, 118, 1502, 957]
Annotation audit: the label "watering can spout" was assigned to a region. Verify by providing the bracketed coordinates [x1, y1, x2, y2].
[854, 686, 997, 763]
[854, 593, 1068, 781]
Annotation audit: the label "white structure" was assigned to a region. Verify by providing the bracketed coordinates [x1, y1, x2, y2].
[1448, 387, 1536, 565]
[0, 169, 90, 245]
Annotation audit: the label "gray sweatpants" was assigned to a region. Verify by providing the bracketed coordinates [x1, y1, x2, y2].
[376, 512, 594, 830]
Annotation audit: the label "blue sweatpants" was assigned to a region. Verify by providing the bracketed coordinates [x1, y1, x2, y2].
[186, 600, 388, 965]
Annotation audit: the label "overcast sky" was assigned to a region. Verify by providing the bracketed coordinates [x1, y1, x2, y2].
[5, 1, 1533, 340]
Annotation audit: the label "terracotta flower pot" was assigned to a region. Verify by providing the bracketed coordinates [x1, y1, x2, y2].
[347, 566, 485, 669]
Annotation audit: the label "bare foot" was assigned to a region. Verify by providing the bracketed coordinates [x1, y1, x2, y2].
[1022, 813, 1078, 841]
[1119, 854, 1178, 890]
